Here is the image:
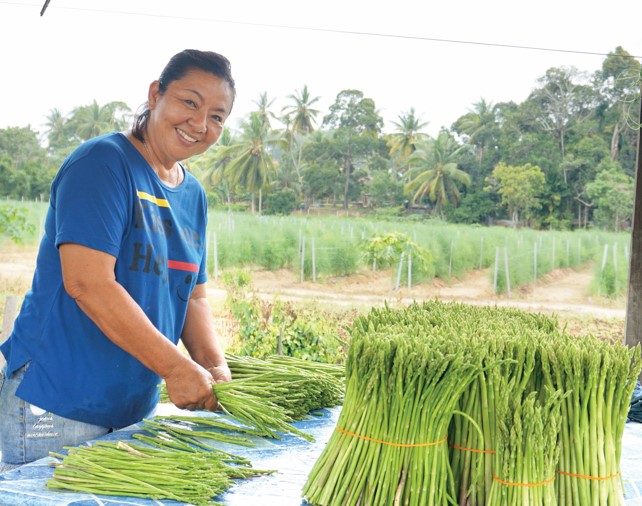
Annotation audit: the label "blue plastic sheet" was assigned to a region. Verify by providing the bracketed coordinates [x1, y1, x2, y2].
[2, 407, 642, 505]
[0, 407, 340, 506]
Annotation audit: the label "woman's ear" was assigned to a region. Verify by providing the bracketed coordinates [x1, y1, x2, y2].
[148, 80, 161, 109]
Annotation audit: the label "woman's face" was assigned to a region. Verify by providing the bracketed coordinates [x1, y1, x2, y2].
[147, 69, 234, 162]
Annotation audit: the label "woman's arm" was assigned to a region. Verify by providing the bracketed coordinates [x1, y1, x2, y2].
[180, 283, 231, 384]
[59, 242, 218, 411]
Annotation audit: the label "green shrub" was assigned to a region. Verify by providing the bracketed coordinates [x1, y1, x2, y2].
[222, 270, 349, 362]
[264, 188, 298, 215]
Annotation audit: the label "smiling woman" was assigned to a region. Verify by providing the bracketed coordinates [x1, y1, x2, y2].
[0, 49, 237, 472]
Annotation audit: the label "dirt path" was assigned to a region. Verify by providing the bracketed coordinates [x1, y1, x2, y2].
[0, 247, 626, 320]
[221, 264, 626, 320]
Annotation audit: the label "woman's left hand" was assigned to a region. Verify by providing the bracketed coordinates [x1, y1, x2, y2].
[208, 363, 232, 384]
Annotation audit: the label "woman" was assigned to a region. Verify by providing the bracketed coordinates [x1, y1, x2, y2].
[0, 49, 235, 471]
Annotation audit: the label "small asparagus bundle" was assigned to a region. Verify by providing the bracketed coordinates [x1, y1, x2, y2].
[302, 302, 485, 506]
[213, 372, 320, 441]
[487, 387, 564, 505]
[159, 354, 344, 429]
[132, 426, 254, 467]
[47, 440, 272, 505]
[226, 353, 345, 413]
[540, 334, 642, 505]
[227, 353, 345, 381]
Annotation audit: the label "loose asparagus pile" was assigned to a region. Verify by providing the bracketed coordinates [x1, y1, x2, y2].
[48, 353, 345, 503]
[47, 440, 274, 505]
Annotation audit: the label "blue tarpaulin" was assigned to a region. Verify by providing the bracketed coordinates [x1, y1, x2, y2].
[2, 406, 642, 505]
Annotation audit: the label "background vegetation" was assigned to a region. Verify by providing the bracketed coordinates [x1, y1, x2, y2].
[0, 47, 639, 233]
[0, 47, 638, 353]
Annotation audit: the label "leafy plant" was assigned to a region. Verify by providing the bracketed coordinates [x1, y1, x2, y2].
[359, 231, 433, 275]
[222, 269, 349, 362]
[0, 205, 35, 243]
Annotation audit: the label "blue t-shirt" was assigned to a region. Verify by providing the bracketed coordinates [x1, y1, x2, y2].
[0, 132, 209, 428]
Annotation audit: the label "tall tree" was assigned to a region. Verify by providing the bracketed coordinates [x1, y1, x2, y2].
[0, 127, 53, 199]
[529, 66, 596, 162]
[253, 92, 278, 129]
[281, 85, 321, 193]
[322, 89, 384, 209]
[45, 108, 67, 151]
[596, 46, 641, 161]
[405, 131, 471, 216]
[452, 98, 498, 172]
[281, 85, 320, 135]
[387, 107, 430, 180]
[215, 112, 280, 213]
[67, 100, 131, 142]
[585, 161, 634, 231]
[486, 162, 546, 225]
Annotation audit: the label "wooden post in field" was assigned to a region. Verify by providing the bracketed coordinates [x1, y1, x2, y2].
[1, 295, 19, 368]
[625, 90, 642, 382]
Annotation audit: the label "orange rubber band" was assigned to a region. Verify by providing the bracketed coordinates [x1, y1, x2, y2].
[493, 475, 555, 487]
[557, 470, 620, 481]
[335, 427, 447, 448]
[449, 443, 496, 454]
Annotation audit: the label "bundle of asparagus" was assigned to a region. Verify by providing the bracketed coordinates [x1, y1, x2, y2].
[448, 306, 554, 505]
[487, 388, 564, 505]
[541, 334, 642, 505]
[302, 303, 485, 506]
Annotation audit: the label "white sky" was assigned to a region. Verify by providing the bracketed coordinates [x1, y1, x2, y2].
[0, 0, 640, 138]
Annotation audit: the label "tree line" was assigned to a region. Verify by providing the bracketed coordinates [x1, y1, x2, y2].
[0, 46, 639, 232]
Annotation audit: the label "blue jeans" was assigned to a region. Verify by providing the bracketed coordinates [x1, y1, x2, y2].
[0, 363, 111, 473]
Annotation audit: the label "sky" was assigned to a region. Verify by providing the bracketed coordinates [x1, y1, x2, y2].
[0, 0, 640, 139]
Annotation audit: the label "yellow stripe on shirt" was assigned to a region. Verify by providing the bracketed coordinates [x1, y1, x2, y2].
[137, 191, 170, 208]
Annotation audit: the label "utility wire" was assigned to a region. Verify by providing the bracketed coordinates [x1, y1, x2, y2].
[39, 0, 50, 16]
[4, 0, 641, 60]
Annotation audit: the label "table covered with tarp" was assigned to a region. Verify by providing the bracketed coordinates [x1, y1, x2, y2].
[2, 407, 642, 505]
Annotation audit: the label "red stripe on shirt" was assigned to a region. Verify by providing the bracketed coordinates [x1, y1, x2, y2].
[167, 260, 199, 272]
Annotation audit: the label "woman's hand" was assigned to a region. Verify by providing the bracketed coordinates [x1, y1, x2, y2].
[163, 359, 219, 412]
[208, 363, 232, 383]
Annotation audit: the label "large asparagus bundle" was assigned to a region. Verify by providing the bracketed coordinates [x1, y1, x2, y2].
[302, 303, 485, 506]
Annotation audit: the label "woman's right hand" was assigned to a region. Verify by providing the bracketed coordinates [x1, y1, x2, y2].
[163, 358, 219, 412]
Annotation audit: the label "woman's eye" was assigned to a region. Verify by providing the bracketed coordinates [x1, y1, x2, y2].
[184, 99, 197, 108]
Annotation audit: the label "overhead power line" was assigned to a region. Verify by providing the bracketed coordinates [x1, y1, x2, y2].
[39, 0, 50, 16]
[5, 1, 642, 60]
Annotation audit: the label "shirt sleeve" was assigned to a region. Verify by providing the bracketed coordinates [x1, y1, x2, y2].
[52, 145, 131, 258]
[196, 188, 209, 285]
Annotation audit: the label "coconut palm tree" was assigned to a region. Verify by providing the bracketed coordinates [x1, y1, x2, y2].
[216, 112, 281, 213]
[387, 108, 430, 180]
[67, 100, 131, 141]
[253, 92, 278, 129]
[280, 85, 321, 194]
[45, 108, 67, 151]
[281, 85, 320, 135]
[405, 131, 471, 216]
[454, 98, 497, 171]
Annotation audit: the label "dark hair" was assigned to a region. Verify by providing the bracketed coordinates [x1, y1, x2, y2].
[132, 49, 236, 141]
